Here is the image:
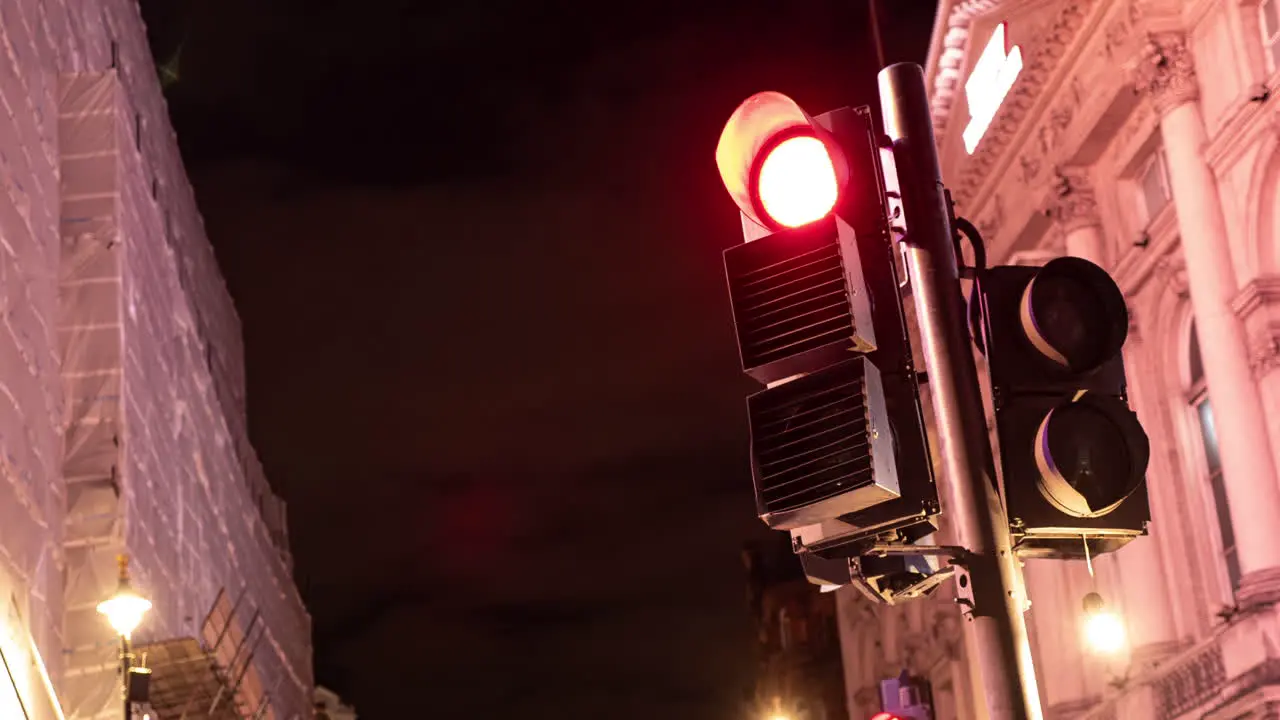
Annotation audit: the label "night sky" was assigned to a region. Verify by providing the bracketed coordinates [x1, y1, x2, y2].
[136, 1, 937, 718]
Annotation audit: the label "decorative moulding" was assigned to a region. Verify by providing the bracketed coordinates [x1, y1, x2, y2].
[1203, 96, 1280, 179]
[1150, 252, 1190, 299]
[950, 0, 1103, 209]
[1230, 275, 1280, 322]
[963, 0, 1147, 225]
[929, 0, 1019, 138]
[1111, 211, 1181, 298]
[1129, 31, 1200, 117]
[1045, 165, 1102, 232]
[1231, 276, 1280, 378]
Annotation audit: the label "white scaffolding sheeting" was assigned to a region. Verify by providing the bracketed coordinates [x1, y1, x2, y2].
[57, 72, 128, 720]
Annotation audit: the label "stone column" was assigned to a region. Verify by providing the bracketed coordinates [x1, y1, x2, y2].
[1133, 32, 1280, 605]
[1046, 170, 1180, 665]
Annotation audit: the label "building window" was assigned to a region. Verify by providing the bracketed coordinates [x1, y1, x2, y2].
[1262, 0, 1280, 72]
[1139, 149, 1172, 227]
[1187, 321, 1242, 591]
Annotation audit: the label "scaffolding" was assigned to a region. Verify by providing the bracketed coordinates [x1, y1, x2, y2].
[135, 588, 274, 720]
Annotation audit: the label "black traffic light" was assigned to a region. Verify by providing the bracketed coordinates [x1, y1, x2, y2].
[971, 257, 1151, 558]
[715, 92, 936, 548]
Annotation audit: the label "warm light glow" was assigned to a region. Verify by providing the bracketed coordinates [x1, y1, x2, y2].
[1083, 608, 1127, 654]
[757, 136, 838, 228]
[97, 589, 152, 638]
[963, 22, 1023, 154]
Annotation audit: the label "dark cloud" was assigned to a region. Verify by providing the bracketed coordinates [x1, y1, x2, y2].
[141, 0, 939, 717]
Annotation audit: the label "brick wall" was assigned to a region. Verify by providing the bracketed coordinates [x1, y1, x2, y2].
[0, 0, 312, 718]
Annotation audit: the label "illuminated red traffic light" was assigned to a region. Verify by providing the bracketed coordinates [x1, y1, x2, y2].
[871, 713, 902, 720]
[757, 135, 838, 227]
[715, 91, 845, 233]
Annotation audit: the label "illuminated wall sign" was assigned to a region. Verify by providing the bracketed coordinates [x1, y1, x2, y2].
[962, 22, 1023, 155]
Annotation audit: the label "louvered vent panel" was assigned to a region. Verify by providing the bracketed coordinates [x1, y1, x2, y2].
[750, 361, 875, 515]
[727, 236, 853, 373]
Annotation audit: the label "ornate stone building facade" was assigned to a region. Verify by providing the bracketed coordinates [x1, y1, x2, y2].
[837, 0, 1280, 717]
[746, 540, 848, 720]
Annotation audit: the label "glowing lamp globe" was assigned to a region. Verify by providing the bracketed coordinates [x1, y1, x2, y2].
[1083, 608, 1126, 654]
[1080, 592, 1126, 655]
[97, 583, 152, 638]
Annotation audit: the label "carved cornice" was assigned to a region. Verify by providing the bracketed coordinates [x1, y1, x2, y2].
[929, 0, 1018, 138]
[1231, 277, 1280, 379]
[976, 193, 1006, 242]
[1130, 32, 1199, 117]
[1231, 276, 1280, 321]
[951, 1, 1100, 207]
[1045, 166, 1101, 232]
[1153, 255, 1190, 298]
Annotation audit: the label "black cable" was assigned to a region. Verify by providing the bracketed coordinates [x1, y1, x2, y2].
[953, 216, 988, 275]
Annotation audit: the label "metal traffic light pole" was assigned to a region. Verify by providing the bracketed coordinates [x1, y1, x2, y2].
[877, 63, 1043, 720]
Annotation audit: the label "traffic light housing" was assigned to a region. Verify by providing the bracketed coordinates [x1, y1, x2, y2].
[971, 257, 1150, 558]
[715, 92, 937, 549]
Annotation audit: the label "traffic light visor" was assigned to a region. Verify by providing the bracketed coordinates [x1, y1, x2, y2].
[716, 92, 841, 231]
[1019, 257, 1128, 373]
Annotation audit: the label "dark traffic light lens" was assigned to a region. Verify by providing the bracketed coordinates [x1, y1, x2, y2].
[1034, 393, 1150, 518]
[1020, 257, 1128, 373]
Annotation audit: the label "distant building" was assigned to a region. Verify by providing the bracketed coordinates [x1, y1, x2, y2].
[0, 0, 313, 718]
[743, 538, 846, 720]
[315, 686, 358, 720]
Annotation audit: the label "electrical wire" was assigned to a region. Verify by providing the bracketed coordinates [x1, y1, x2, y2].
[953, 216, 988, 275]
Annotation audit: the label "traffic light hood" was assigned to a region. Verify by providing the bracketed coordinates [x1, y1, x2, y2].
[715, 92, 849, 232]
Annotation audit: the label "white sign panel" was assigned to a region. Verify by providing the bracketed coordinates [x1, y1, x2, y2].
[963, 22, 1023, 155]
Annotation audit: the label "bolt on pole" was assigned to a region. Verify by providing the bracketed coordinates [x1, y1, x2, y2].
[876, 62, 1043, 720]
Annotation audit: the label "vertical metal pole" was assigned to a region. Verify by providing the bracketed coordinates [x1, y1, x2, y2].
[122, 636, 132, 720]
[876, 62, 1042, 720]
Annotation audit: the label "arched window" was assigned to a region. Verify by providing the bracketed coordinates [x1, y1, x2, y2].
[1186, 321, 1241, 590]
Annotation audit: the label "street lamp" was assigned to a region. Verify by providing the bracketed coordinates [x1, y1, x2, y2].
[1081, 591, 1126, 655]
[97, 555, 151, 720]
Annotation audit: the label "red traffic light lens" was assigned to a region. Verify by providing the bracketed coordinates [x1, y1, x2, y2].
[757, 135, 839, 228]
[871, 713, 902, 720]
